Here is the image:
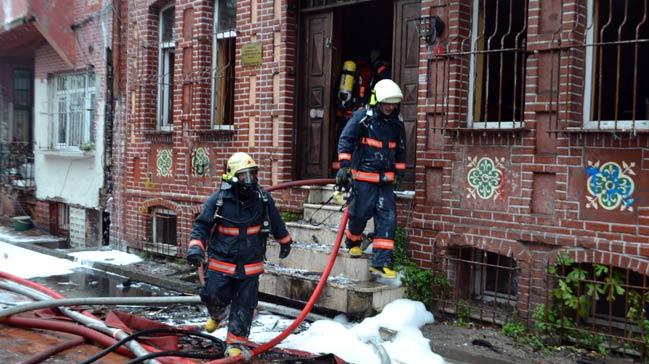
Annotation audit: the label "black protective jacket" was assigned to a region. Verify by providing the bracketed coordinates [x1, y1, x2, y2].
[189, 183, 290, 278]
[337, 107, 407, 178]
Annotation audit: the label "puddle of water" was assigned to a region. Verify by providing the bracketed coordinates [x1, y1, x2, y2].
[31, 267, 180, 298]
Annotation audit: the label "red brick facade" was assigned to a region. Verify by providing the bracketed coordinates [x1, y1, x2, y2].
[113, 0, 648, 315]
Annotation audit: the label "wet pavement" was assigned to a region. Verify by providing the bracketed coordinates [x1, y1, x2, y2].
[31, 267, 179, 299]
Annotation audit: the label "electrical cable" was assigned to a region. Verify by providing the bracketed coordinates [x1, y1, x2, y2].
[79, 327, 225, 364]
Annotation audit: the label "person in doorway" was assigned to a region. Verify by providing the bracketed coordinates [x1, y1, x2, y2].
[186, 152, 293, 358]
[335, 79, 407, 279]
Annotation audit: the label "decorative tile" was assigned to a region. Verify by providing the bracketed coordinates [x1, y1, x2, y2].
[586, 160, 635, 211]
[466, 156, 505, 200]
[191, 147, 210, 177]
[156, 149, 173, 177]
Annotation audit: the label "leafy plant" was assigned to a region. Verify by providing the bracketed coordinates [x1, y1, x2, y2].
[456, 299, 471, 326]
[280, 211, 300, 222]
[391, 226, 449, 310]
[79, 142, 95, 152]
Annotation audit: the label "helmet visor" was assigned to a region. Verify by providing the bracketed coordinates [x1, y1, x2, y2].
[236, 169, 258, 185]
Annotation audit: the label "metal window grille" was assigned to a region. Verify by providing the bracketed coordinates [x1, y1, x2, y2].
[0, 142, 34, 188]
[545, 261, 649, 356]
[211, 0, 236, 128]
[582, 0, 649, 130]
[136, 207, 178, 256]
[47, 72, 95, 150]
[467, 0, 528, 127]
[57, 203, 69, 234]
[158, 5, 176, 131]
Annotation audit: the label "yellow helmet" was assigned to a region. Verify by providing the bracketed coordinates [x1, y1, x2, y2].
[225, 152, 258, 180]
[373, 79, 403, 104]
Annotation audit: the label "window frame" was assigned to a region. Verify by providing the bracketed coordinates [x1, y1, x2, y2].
[210, 0, 236, 130]
[157, 4, 176, 131]
[467, 0, 527, 129]
[50, 72, 95, 150]
[582, 0, 649, 129]
[152, 207, 177, 246]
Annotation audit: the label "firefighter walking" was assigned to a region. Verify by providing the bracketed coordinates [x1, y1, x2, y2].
[335, 79, 407, 279]
[186, 152, 293, 358]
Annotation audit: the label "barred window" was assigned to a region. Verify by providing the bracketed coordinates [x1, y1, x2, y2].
[152, 208, 177, 246]
[468, 0, 528, 127]
[211, 0, 236, 128]
[50, 72, 95, 149]
[158, 5, 176, 131]
[584, 0, 649, 129]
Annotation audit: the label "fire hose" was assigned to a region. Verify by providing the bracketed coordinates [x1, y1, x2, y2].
[1, 178, 347, 363]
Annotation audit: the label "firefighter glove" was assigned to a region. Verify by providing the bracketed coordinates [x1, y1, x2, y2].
[186, 245, 205, 268]
[336, 167, 352, 190]
[279, 242, 292, 259]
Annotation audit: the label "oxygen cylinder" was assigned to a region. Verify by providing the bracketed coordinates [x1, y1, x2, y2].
[338, 60, 356, 106]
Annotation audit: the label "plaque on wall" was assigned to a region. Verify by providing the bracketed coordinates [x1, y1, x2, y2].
[241, 42, 262, 67]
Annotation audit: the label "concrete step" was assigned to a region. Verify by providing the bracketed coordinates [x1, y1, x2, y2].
[266, 241, 371, 281]
[302, 203, 374, 231]
[259, 263, 404, 316]
[285, 221, 339, 247]
[304, 184, 338, 204]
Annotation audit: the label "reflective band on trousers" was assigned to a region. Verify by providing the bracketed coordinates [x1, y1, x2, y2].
[226, 332, 250, 344]
[361, 137, 396, 149]
[217, 224, 261, 236]
[351, 170, 395, 183]
[338, 152, 352, 161]
[373, 238, 394, 250]
[244, 262, 264, 275]
[208, 259, 236, 274]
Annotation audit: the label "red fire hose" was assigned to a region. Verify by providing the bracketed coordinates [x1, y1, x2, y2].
[5, 316, 133, 357]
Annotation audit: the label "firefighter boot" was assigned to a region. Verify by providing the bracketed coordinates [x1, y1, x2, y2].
[204, 317, 219, 333]
[225, 344, 251, 359]
[370, 266, 397, 279]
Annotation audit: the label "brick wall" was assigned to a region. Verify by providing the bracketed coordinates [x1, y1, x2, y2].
[113, 0, 648, 316]
[418, 0, 649, 315]
[114, 0, 298, 254]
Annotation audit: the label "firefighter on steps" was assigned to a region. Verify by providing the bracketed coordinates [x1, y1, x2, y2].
[187, 152, 293, 358]
[335, 79, 407, 280]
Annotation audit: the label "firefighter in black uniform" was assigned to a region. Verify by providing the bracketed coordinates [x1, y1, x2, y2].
[335, 79, 406, 279]
[187, 152, 292, 358]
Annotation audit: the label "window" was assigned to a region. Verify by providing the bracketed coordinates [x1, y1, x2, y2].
[472, 251, 518, 305]
[211, 0, 236, 128]
[468, 0, 527, 127]
[584, 0, 649, 129]
[158, 5, 176, 131]
[152, 208, 177, 246]
[50, 72, 95, 149]
[12, 69, 32, 143]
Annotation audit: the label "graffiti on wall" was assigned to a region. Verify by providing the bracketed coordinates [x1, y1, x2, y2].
[156, 149, 173, 177]
[191, 147, 209, 177]
[466, 156, 505, 200]
[585, 160, 635, 211]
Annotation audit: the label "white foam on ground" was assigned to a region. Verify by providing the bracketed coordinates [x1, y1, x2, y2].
[68, 250, 142, 266]
[0, 241, 80, 278]
[203, 299, 444, 364]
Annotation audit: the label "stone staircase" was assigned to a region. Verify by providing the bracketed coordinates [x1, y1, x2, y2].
[260, 185, 404, 317]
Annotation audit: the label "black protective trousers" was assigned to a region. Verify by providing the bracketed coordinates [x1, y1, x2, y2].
[347, 180, 396, 268]
[200, 269, 259, 340]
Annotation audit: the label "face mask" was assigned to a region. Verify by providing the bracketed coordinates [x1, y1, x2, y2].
[236, 170, 258, 197]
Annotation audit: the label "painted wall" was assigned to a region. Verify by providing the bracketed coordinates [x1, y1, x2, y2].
[33, 78, 105, 208]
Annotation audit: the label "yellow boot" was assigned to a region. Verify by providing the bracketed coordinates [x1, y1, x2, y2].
[370, 266, 397, 279]
[349, 246, 363, 257]
[225, 346, 242, 357]
[204, 317, 219, 333]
